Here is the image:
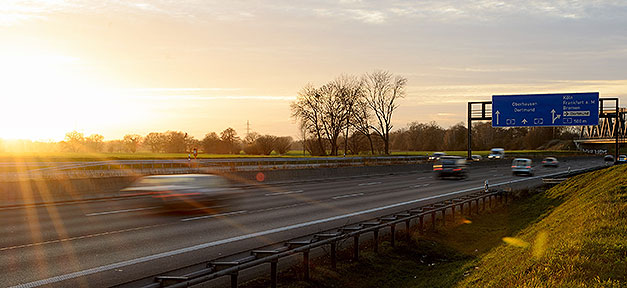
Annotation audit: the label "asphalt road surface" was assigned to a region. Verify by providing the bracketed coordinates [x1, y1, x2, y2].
[1, 158, 603, 287]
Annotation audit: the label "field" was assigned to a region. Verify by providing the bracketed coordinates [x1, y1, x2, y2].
[246, 165, 626, 288]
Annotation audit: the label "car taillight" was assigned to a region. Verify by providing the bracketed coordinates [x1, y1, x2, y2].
[453, 168, 462, 171]
[526, 166, 531, 168]
[511, 165, 516, 168]
[433, 168, 442, 171]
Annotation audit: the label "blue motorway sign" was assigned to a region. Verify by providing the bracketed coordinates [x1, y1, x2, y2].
[492, 92, 599, 127]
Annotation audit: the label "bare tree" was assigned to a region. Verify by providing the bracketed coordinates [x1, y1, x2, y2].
[123, 134, 142, 153]
[351, 98, 375, 154]
[332, 75, 363, 156]
[274, 136, 293, 155]
[363, 70, 407, 154]
[62, 131, 85, 152]
[291, 84, 327, 155]
[202, 132, 222, 153]
[144, 132, 165, 153]
[220, 128, 240, 154]
[85, 134, 104, 152]
[163, 131, 188, 153]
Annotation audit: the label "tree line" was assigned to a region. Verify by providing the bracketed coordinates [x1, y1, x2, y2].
[55, 129, 293, 155]
[0, 122, 577, 155]
[336, 121, 578, 154]
[292, 70, 407, 156]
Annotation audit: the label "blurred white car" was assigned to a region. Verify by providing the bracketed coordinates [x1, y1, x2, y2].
[511, 158, 533, 176]
[428, 152, 446, 162]
[488, 148, 505, 159]
[471, 155, 482, 162]
[121, 174, 238, 207]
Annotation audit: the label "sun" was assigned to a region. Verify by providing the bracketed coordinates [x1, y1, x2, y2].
[0, 47, 135, 141]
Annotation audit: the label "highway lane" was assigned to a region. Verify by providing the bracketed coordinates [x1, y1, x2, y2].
[1, 158, 603, 287]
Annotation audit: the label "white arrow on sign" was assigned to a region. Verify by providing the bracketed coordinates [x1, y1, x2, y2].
[522, 118, 528, 124]
[551, 109, 561, 124]
[495, 110, 500, 125]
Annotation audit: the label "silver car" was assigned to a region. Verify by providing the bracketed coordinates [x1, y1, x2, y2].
[511, 158, 533, 176]
[121, 174, 238, 208]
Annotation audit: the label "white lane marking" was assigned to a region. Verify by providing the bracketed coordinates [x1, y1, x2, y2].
[13, 166, 600, 288]
[332, 193, 364, 200]
[251, 203, 303, 213]
[358, 181, 381, 186]
[416, 177, 426, 180]
[85, 207, 159, 217]
[264, 190, 304, 196]
[180, 210, 247, 222]
[0, 224, 166, 252]
[410, 183, 431, 188]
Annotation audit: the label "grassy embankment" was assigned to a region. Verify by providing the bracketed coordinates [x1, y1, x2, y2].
[247, 165, 626, 288]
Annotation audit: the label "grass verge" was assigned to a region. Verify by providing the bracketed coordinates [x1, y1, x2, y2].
[244, 165, 626, 288]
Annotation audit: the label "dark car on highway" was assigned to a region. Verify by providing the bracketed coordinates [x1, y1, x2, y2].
[433, 156, 468, 179]
[121, 174, 239, 208]
[542, 157, 559, 167]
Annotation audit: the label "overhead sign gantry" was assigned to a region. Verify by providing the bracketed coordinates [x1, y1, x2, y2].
[466, 92, 620, 161]
[492, 92, 599, 127]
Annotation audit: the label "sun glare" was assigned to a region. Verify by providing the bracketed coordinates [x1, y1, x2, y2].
[0, 48, 137, 141]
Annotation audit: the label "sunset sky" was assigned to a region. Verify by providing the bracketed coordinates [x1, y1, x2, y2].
[1, 0, 626, 141]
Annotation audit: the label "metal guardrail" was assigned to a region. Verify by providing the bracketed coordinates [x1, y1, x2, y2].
[131, 189, 506, 288]
[124, 165, 607, 288]
[0, 156, 426, 181]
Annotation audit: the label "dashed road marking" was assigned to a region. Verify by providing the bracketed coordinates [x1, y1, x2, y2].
[332, 193, 364, 200]
[180, 210, 247, 222]
[358, 182, 381, 186]
[264, 190, 304, 196]
[85, 207, 159, 217]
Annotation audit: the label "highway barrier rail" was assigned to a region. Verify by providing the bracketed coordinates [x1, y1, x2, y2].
[0, 156, 426, 181]
[120, 165, 606, 288]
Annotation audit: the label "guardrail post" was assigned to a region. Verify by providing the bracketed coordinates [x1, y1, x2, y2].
[419, 215, 424, 233]
[431, 211, 436, 230]
[230, 272, 238, 288]
[482, 196, 486, 212]
[476, 199, 480, 214]
[390, 224, 396, 247]
[405, 219, 410, 237]
[270, 260, 278, 288]
[441, 208, 446, 224]
[373, 229, 379, 253]
[303, 250, 310, 280]
[353, 235, 359, 260]
[330, 242, 337, 270]
[451, 204, 456, 221]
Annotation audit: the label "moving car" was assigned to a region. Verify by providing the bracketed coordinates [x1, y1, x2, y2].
[617, 155, 627, 164]
[542, 157, 559, 167]
[487, 148, 505, 159]
[471, 155, 482, 162]
[512, 158, 533, 176]
[433, 156, 468, 179]
[428, 152, 446, 162]
[121, 174, 238, 208]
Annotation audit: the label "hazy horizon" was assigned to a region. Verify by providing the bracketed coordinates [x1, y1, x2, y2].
[2, 0, 626, 141]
